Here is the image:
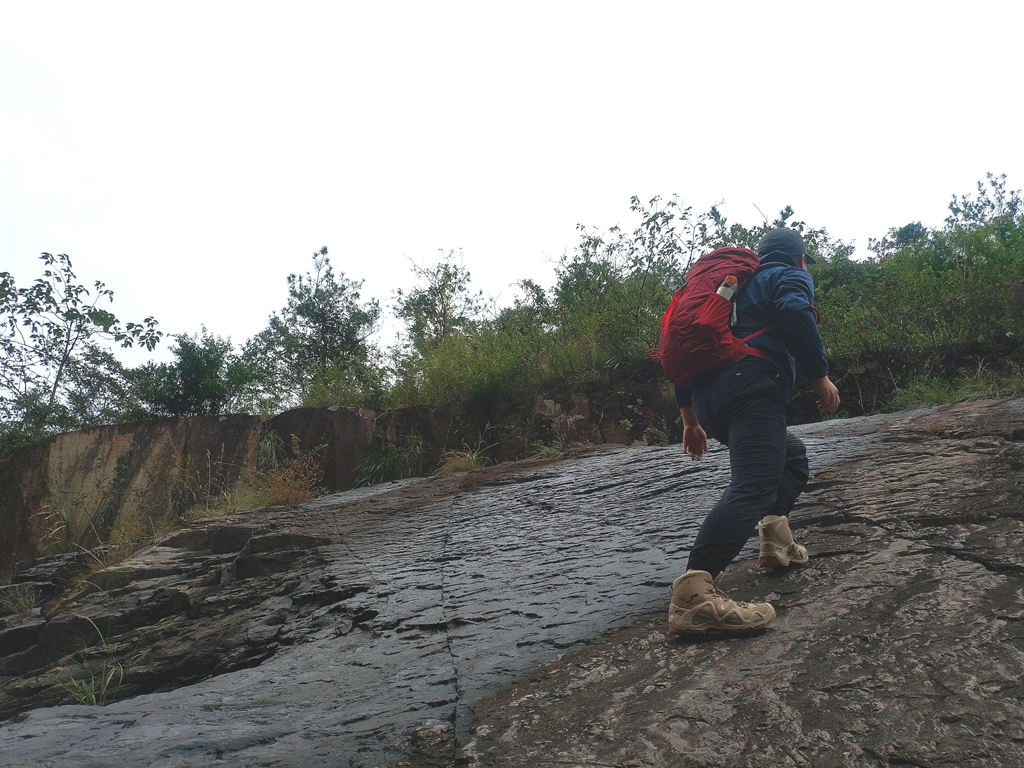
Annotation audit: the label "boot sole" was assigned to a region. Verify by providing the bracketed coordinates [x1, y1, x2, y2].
[667, 612, 776, 636]
[758, 549, 809, 568]
[758, 555, 809, 567]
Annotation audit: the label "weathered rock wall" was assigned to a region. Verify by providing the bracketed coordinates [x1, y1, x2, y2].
[267, 406, 378, 490]
[0, 416, 262, 576]
[373, 378, 680, 470]
[0, 381, 680, 577]
[0, 440, 48, 587]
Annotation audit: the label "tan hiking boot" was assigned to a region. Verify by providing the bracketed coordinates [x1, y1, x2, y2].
[667, 570, 775, 635]
[757, 515, 809, 568]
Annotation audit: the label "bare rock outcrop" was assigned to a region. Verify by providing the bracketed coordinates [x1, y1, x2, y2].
[1, 399, 1023, 767]
[464, 401, 1024, 767]
[0, 381, 679, 577]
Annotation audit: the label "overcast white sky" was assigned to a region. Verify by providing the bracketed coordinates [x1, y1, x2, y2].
[2, 1, 1021, 365]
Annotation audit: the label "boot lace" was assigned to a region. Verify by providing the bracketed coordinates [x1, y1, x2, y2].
[711, 573, 754, 608]
[710, 573, 727, 594]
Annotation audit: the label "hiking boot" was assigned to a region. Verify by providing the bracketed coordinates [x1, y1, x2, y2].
[667, 570, 775, 635]
[757, 515, 809, 568]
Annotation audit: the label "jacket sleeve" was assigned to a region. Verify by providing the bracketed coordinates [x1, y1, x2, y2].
[772, 270, 828, 380]
[674, 384, 692, 408]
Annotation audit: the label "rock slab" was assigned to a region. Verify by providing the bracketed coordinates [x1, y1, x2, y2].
[1, 400, 1023, 767]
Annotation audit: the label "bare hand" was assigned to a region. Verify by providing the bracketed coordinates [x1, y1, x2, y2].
[683, 424, 708, 460]
[812, 376, 840, 414]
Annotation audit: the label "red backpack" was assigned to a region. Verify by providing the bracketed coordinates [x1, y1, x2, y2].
[655, 247, 774, 387]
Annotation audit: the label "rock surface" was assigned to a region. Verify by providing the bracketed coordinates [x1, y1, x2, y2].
[2, 399, 1024, 767]
[1, 381, 680, 576]
[0, 414, 263, 575]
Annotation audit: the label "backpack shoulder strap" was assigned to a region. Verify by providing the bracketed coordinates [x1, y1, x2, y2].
[732, 263, 784, 368]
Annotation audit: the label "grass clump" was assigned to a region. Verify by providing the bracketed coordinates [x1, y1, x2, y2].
[437, 431, 496, 475]
[437, 446, 491, 474]
[168, 445, 253, 520]
[0, 584, 38, 617]
[892, 361, 1024, 410]
[56, 616, 124, 706]
[60, 658, 125, 706]
[180, 477, 267, 522]
[354, 434, 425, 487]
[529, 440, 568, 459]
[254, 434, 326, 505]
[29, 478, 119, 557]
[437, 453, 477, 474]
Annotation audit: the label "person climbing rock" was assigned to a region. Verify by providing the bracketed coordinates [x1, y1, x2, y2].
[667, 228, 839, 635]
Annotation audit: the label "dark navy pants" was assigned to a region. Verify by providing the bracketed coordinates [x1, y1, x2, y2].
[686, 356, 809, 577]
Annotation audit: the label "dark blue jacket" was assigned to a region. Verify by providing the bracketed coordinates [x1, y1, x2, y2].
[675, 259, 828, 407]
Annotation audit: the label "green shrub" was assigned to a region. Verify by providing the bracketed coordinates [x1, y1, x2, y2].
[354, 434, 425, 487]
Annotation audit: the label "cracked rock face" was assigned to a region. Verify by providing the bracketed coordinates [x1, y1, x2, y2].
[3, 400, 1024, 767]
[463, 400, 1024, 768]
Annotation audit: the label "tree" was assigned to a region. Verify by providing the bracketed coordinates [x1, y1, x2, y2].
[699, 204, 854, 265]
[63, 344, 146, 427]
[0, 253, 161, 446]
[393, 252, 483, 355]
[131, 330, 258, 416]
[241, 247, 381, 410]
[867, 222, 930, 260]
[946, 172, 1022, 232]
[490, 278, 550, 335]
[548, 196, 701, 365]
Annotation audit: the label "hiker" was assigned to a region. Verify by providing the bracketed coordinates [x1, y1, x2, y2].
[667, 228, 839, 635]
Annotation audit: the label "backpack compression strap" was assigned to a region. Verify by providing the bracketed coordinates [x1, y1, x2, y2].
[734, 327, 780, 368]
